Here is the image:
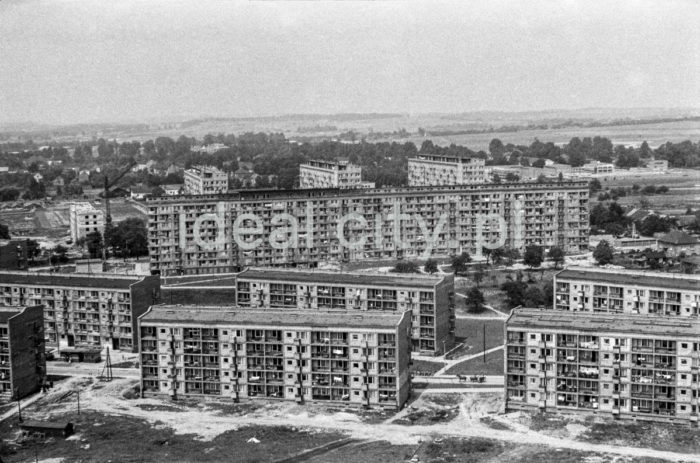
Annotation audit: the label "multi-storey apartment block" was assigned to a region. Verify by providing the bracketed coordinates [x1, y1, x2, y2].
[235, 268, 454, 355]
[69, 202, 104, 243]
[408, 154, 488, 186]
[299, 159, 373, 189]
[147, 182, 589, 273]
[0, 271, 160, 352]
[0, 305, 45, 401]
[554, 268, 700, 317]
[139, 305, 411, 408]
[160, 268, 455, 355]
[506, 308, 700, 424]
[184, 165, 229, 195]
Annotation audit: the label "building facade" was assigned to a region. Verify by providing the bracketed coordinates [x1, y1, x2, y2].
[408, 154, 488, 186]
[161, 268, 455, 355]
[147, 182, 590, 273]
[0, 305, 45, 401]
[184, 165, 229, 195]
[506, 308, 700, 424]
[69, 203, 104, 243]
[139, 305, 411, 408]
[0, 271, 160, 352]
[553, 267, 700, 317]
[299, 160, 372, 189]
[0, 240, 28, 270]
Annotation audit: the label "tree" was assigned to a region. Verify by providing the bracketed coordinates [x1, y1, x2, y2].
[85, 230, 103, 258]
[547, 246, 565, 269]
[465, 286, 485, 313]
[501, 280, 528, 307]
[638, 215, 672, 236]
[593, 240, 614, 265]
[589, 178, 602, 193]
[50, 245, 68, 265]
[106, 218, 149, 257]
[393, 260, 419, 273]
[25, 239, 40, 263]
[424, 259, 438, 274]
[505, 172, 520, 182]
[523, 286, 545, 307]
[642, 248, 666, 269]
[523, 245, 544, 269]
[472, 264, 486, 287]
[488, 138, 505, 158]
[0, 223, 9, 239]
[532, 158, 546, 168]
[492, 173, 501, 184]
[451, 252, 471, 275]
[535, 174, 547, 183]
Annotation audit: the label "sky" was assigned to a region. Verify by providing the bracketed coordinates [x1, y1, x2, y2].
[0, 0, 699, 125]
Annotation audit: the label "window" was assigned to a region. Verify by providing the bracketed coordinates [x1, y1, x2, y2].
[682, 343, 688, 349]
[287, 332, 292, 338]
[603, 369, 609, 374]
[222, 330, 228, 335]
[530, 349, 536, 354]
[603, 399, 609, 404]
[160, 328, 166, 333]
[530, 393, 536, 398]
[681, 374, 687, 380]
[287, 360, 293, 365]
[352, 334, 358, 340]
[530, 334, 536, 340]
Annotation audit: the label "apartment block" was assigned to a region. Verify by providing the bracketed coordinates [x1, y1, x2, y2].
[184, 165, 229, 195]
[147, 182, 589, 273]
[69, 202, 104, 243]
[0, 271, 160, 352]
[506, 308, 700, 424]
[408, 154, 488, 186]
[0, 305, 45, 401]
[160, 268, 455, 355]
[554, 267, 700, 317]
[299, 159, 373, 189]
[138, 305, 411, 409]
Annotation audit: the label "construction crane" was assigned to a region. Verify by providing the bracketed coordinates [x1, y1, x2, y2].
[102, 158, 137, 260]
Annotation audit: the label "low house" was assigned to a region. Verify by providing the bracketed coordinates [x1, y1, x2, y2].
[162, 184, 182, 196]
[130, 185, 152, 200]
[657, 231, 700, 257]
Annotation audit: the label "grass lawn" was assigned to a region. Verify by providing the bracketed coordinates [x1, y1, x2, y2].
[411, 359, 446, 376]
[581, 419, 700, 455]
[455, 318, 504, 352]
[308, 436, 627, 463]
[0, 411, 345, 463]
[445, 349, 503, 376]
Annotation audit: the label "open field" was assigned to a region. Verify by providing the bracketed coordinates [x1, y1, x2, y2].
[2, 376, 698, 462]
[378, 119, 700, 151]
[454, 318, 504, 353]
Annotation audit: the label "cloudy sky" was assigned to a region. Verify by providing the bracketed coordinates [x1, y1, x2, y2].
[1, 0, 698, 124]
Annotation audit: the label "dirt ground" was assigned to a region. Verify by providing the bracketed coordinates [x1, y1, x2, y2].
[2, 376, 699, 462]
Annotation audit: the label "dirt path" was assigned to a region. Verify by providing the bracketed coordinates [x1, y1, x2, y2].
[433, 345, 504, 375]
[455, 293, 508, 319]
[19, 378, 700, 462]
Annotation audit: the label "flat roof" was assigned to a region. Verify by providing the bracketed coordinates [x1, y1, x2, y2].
[146, 181, 589, 204]
[508, 308, 700, 338]
[237, 268, 445, 288]
[555, 267, 700, 292]
[140, 305, 405, 330]
[0, 271, 144, 289]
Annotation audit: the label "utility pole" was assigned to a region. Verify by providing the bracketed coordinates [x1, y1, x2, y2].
[483, 324, 486, 363]
[77, 388, 80, 415]
[15, 387, 22, 422]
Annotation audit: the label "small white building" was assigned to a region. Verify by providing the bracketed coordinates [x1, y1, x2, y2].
[69, 202, 104, 243]
[184, 165, 229, 195]
[408, 154, 487, 186]
[299, 159, 371, 189]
